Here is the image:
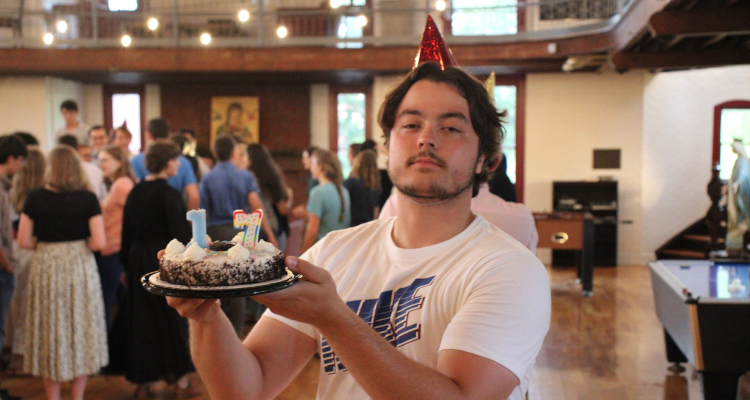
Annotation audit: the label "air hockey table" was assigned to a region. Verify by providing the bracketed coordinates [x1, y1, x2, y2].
[650, 260, 750, 400]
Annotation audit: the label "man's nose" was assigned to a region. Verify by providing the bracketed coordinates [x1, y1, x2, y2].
[417, 124, 438, 149]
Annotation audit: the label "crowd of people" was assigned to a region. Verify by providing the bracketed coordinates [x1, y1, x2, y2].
[0, 96, 430, 399]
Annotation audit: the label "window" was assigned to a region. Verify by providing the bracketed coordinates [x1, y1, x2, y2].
[336, 16, 364, 49]
[336, 93, 367, 177]
[494, 85, 517, 183]
[493, 75, 525, 202]
[108, 0, 137, 11]
[452, 0, 518, 35]
[713, 101, 750, 181]
[104, 85, 146, 154]
[329, 85, 372, 178]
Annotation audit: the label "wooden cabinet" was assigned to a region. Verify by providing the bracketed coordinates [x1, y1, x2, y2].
[552, 181, 618, 266]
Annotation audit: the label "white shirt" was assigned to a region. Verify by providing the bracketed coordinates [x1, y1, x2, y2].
[379, 185, 539, 252]
[80, 161, 106, 201]
[266, 217, 550, 400]
[55, 122, 90, 146]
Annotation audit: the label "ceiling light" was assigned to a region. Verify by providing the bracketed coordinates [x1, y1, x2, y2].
[277, 26, 288, 38]
[436, 0, 446, 11]
[238, 9, 250, 22]
[121, 34, 132, 47]
[43, 33, 53, 45]
[330, 0, 340, 9]
[357, 15, 367, 26]
[200, 32, 211, 45]
[56, 20, 68, 33]
[148, 17, 158, 30]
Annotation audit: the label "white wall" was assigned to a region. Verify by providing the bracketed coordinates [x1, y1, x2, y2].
[525, 70, 648, 265]
[145, 84, 161, 122]
[49, 77, 86, 147]
[310, 83, 329, 150]
[371, 75, 402, 169]
[641, 65, 750, 259]
[0, 77, 49, 148]
[84, 84, 103, 126]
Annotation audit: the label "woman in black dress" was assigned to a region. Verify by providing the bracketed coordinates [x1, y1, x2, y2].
[107, 140, 199, 398]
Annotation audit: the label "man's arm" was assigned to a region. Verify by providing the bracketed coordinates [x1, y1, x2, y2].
[185, 183, 200, 211]
[248, 192, 278, 247]
[167, 297, 317, 400]
[255, 258, 520, 400]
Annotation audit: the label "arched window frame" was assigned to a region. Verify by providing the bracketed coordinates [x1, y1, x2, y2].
[712, 100, 750, 169]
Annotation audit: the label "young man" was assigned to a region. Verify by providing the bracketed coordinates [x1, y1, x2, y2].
[168, 63, 550, 400]
[0, 135, 26, 400]
[199, 135, 278, 336]
[87, 125, 109, 161]
[55, 100, 89, 145]
[114, 126, 133, 156]
[131, 118, 199, 210]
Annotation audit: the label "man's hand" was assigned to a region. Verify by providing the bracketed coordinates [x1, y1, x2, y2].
[254, 257, 349, 330]
[167, 297, 223, 324]
[158, 249, 223, 324]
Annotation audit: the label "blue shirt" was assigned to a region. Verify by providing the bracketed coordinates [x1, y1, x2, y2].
[131, 153, 197, 193]
[199, 162, 260, 227]
[307, 182, 350, 241]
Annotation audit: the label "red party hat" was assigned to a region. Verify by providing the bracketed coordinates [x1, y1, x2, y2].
[414, 15, 458, 70]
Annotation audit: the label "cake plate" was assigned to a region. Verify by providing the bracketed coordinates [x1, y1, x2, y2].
[141, 270, 300, 299]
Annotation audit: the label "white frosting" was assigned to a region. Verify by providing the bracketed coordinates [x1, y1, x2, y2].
[231, 232, 245, 243]
[183, 242, 207, 261]
[227, 243, 251, 261]
[165, 239, 185, 257]
[254, 239, 276, 254]
[206, 234, 212, 243]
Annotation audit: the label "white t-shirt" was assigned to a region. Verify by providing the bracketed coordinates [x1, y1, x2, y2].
[379, 185, 539, 253]
[266, 216, 550, 400]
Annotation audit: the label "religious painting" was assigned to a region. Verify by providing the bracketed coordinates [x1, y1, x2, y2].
[210, 96, 259, 145]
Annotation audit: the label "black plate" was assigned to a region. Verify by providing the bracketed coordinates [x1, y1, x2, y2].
[141, 270, 299, 299]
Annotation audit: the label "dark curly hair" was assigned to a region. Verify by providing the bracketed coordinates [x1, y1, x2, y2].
[377, 62, 506, 197]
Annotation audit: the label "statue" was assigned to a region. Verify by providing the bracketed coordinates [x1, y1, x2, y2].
[727, 139, 750, 250]
[706, 163, 727, 254]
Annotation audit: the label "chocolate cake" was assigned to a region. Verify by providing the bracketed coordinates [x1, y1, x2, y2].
[159, 236, 286, 286]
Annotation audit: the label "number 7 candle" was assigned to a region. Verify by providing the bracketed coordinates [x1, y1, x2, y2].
[233, 209, 263, 247]
[186, 209, 208, 248]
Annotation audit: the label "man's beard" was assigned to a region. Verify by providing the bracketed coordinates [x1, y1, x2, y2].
[391, 150, 475, 204]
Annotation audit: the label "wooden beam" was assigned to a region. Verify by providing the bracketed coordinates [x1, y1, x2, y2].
[611, 0, 679, 52]
[0, 34, 611, 75]
[700, 33, 728, 49]
[649, 7, 750, 37]
[610, 49, 750, 71]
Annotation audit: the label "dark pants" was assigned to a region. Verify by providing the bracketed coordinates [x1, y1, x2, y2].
[98, 252, 125, 332]
[208, 224, 249, 337]
[0, 269, 14, 352]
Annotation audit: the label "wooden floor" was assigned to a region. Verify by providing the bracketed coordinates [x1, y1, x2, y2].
[1, 265, 704, 400]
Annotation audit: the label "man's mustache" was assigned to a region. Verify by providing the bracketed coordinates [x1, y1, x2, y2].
[406, 151, 446, 167]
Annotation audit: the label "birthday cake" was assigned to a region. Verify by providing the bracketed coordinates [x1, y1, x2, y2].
[158, 209, 287, 286]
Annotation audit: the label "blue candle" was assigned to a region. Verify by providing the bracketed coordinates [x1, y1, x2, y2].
[186, 209, 208, 248]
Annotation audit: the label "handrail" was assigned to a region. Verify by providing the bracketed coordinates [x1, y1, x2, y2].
[0, 0, 624, 49]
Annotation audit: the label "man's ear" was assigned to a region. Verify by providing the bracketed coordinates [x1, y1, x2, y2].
[475, 153, 487, 175]
[146, 132, 154, 142]
[486, 154, 501, 173]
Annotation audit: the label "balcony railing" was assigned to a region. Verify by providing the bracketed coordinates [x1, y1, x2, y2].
[0, 0, 630, 49]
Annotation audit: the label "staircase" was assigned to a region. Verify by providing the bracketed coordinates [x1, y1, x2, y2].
[655, 165, 727, 261]
[656, 219, 723, 260]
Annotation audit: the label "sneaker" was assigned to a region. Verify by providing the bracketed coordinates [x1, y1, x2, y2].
[0, 389, 23, 400]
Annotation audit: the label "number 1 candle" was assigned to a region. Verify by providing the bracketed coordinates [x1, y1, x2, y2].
[186, 209, 208, 248]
